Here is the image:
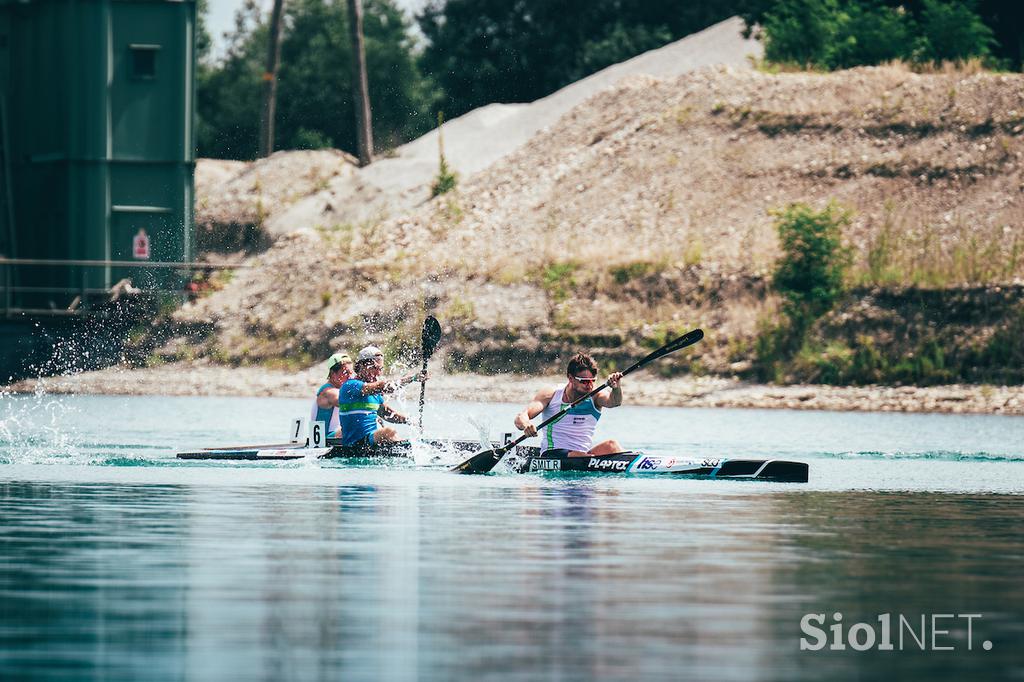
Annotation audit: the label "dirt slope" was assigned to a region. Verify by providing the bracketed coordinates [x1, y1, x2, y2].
[194, 17, 762, 245]
[171, 65, 1024, 383]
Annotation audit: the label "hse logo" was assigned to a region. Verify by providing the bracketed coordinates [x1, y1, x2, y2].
[588, 458, 628, 471]
[636, 457, 662, 470]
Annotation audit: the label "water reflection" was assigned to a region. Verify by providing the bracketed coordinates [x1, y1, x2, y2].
[0, 481, 1021, 680]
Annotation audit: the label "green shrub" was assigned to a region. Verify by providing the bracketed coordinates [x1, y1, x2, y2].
[431, 154, 458, 198]
[849, 334, 888, 384]
[796, 340, 853, 384]
[537, 260, 582, 304]
[431, 112, 458, 198]
[913, 0, 995, 63]
[292, 127, 334, 150]
[609, 261, 658, 285]
[759, 0, 995, 70]
[830, 2, 912, 69]
[772, 201, 852, 325]
[763, 0, 840, 67]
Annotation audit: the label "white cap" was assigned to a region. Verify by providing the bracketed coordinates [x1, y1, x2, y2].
[357, 345, 384, 363]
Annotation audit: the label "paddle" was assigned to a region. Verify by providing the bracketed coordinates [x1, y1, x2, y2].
[450, 327, 705, 474]
[418, 316, 443, 430]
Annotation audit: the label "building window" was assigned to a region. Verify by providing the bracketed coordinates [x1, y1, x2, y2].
[129, 44, 160, 80]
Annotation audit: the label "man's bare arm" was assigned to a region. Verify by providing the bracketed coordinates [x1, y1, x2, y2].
[317, 387, 340, 409]
[514, 387, 555, 437]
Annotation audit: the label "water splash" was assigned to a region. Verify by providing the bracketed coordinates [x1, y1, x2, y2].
[0, 382, 82, 464]
[465, 414, 491, 449]
[835, 449, 1024, 463]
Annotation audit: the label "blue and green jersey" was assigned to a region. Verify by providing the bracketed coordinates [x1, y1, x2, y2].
[338, 379, 384, 445]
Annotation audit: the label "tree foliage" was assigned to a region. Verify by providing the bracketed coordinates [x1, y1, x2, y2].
[742, 0, 1014, 70]
[914, 0, 996, 63]
[417, 0, 741, 120]
[197, 0, 433, 159]
[195, 0, 1021, 161]
[771, 202, 852, 322]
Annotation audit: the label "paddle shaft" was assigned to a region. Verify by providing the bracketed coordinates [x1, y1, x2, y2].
[417, 316, 442, 431]
[498, 328, 705, 457]
[417, 353, 428, 430]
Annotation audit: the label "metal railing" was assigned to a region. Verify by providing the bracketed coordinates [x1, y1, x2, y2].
[0, 257, 250, 317]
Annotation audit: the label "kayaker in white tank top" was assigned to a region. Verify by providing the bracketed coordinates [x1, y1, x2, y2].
[310, 352, 355, 439]
[514, 352, 624, 456]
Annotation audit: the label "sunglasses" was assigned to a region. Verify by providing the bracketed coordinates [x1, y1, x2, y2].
[572, 375, 597, 383]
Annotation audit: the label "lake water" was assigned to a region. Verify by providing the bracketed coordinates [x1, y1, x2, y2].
[1, 392, 1023, 680]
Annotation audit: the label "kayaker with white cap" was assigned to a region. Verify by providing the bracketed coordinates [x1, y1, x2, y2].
[337, 345, 428, 452]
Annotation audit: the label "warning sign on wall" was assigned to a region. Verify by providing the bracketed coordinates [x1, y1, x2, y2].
[132, 228, 150, 260]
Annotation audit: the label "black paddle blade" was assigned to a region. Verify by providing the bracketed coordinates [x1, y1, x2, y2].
[421, 316, 442, 360]
[664, 327, 703, 354]
[627, 328, 704, 372]
[450, 448, 503, 474]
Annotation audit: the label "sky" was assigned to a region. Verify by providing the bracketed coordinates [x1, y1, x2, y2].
[206, 0, 427, 60]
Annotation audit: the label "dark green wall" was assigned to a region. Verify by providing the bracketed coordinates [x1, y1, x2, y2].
[0, 0, 195, 310]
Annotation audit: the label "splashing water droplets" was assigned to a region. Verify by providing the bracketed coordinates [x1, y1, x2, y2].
[0, 384, 82, 464]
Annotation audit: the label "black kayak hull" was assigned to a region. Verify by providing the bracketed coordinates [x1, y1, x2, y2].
[175, 438, 485, 461]
[503, 447, 809, 482]
[177, 439, 809, 482]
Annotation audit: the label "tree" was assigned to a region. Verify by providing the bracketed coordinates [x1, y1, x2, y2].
[761, 0, 840, 66]
[259, 0, 286, 158]
[417, 0, 740, 121]
[197, 0, 433, 160]
[197, 0, 269, 159]
[914, 0, 995, 63]
[347, 0, 374, 165]
[740, 0, 1016, 70]
[771, 202, 851, 324]
[829, 1, 911, 69]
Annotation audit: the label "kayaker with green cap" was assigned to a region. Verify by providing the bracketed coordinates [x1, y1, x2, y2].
[337, 345, 428, 453]
[310, 351, 355, 438]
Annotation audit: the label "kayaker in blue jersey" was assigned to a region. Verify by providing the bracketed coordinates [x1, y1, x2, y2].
[513, 352, 624, 456]
[338, 345, 427, 452]
[310, 352, 355, 438]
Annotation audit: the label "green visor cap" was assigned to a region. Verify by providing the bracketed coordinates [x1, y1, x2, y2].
[326, 352, 353, 373]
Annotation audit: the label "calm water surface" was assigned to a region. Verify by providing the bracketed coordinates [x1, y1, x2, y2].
[1, 393, 1023, 680]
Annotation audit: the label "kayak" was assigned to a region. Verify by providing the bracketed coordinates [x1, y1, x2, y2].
[501, 447, 809, 482]
[174, 438, 483, 461]
[176, 438, 808, 481]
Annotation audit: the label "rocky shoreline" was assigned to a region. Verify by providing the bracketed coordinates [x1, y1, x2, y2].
[5, 363, 1023, 416]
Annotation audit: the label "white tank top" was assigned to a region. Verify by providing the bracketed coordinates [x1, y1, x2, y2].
[310, 383, 342, 438]
[540, 386, 602, 453]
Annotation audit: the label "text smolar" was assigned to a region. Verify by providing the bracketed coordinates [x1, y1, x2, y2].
[800, 613, 992, 652]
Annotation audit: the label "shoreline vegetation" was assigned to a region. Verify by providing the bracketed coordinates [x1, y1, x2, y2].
[6, 364, 1024, 416]
[43, 17, 1021, 409]
[176, 65, 1024, 395]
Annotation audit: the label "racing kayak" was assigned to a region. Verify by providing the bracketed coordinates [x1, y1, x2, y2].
[175, 437, 483, 461]
[176, 438, 808, 481]
[499, 447, 809, 482]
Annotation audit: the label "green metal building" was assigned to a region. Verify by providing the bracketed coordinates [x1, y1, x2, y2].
[0, 0, 195, 312]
